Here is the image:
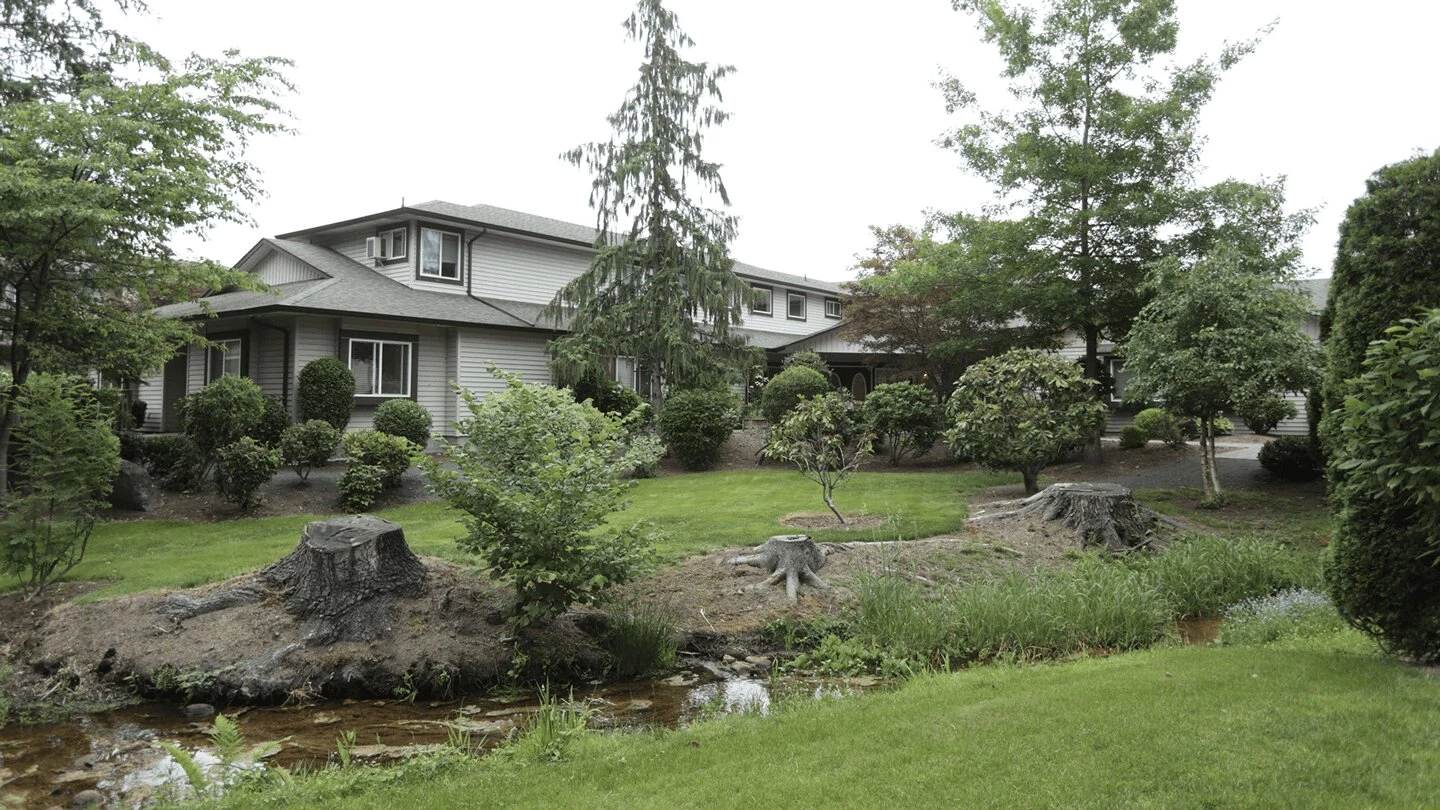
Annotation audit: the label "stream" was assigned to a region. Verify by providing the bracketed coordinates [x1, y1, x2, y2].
[0, 667, 877, 808]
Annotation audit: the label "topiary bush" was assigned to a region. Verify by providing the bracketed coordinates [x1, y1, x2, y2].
[1257, 436, 1324, 482]
[1118, 424, 1148, 449]
[179, 375, 267, 478]
[279, 419, 342, 481]
[297, 357, 355, 431]
[373, 399, 433, 449]
[860, 381, 942, 465]
[338, 464, 385, 512]
[214, 437, 280, 508]
[1238, 394, 1297, 435]
[248, 395, 291, 448]
[657, 388, 740, 471]
[1133, 407, 1184, 449]
[760, 366, 830, 424]
[342, 429, 415, 487]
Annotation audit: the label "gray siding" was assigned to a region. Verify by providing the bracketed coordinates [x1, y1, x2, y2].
[741, 288, 845, 336]
[455, 328, 552, 400]
[471, 234, 591, 304]
[257, 252, 325, 285]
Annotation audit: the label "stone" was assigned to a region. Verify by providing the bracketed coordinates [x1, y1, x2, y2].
[182, 703, 216, 719]
[69, 790, 105, 809]
[109, 459, 161, 512]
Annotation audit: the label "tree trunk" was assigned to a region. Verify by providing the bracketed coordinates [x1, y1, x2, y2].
[968, 482, 1158, 552]
[728, 534, 832, 602]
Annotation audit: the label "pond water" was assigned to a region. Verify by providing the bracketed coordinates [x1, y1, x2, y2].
[0, 669, 876, 808]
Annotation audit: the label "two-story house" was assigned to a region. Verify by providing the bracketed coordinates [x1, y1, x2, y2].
[144, 201, 879, 436]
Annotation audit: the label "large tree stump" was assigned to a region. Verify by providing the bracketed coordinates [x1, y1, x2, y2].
[259, 516, 430, 644]
[728, 534, 831, 603]
[968, 482, 1158, 552]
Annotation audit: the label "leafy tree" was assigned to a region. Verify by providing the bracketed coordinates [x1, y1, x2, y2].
[0, 374, 118, 598]
[860, 381, 943, 465]
[422, 371, 657, 628]
[939, 0, 1259, 388]
[763, 392, 875, 524]
[546, 0, 757, 403]
[0, 7, 291, 489]
[945, 349, 1106, 495]
[1120, 181, 1320, 505]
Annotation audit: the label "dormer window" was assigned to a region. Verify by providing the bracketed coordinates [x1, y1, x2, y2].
[787, 291, 807, 321]
[419, 227, 462, 282]
[750, 284, 773, 315]
[824, 297, 842, 319]
[376, 227, 406, 261]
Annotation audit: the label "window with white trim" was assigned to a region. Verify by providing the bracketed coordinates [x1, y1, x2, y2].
[750, 284, 773, 315]
[824, 297, 842, 319]
[348, 338, 413, 397]
[206, 337, 243, 382]
[376, 227, 406, 261]
[1108, 357, 1131, 403]
[787, 291, 807, 321]
[419, 227, 461, 281]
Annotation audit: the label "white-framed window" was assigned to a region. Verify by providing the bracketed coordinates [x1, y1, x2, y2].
[206, 336, 244, 382]
[377, 227, 406, 261]
[824, 297, 842, 319]
[419, 227, 461, 281]
[1108, 357, 1131, 403]
[750, 284, 773, 315]
[787, 291, 807, 321]
[348, 337, 413, 397]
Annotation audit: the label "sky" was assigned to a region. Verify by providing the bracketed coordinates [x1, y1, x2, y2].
[128, 0, 1440, 283]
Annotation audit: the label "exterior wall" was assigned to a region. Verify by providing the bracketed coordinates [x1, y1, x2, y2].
[738, 284, 843, 336]
[455, 327, 552, 398]
[470, 233, 591, 304]
[136, 369, 165, 431]
[256, 251, 325, 285]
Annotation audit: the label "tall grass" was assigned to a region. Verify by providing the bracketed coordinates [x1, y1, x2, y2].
[1138, 534, 1317, 618]
[503, 685, 592, 763]
[600, 603, 678, 679]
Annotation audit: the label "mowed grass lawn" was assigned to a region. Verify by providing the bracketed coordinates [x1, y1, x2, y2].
[69, 469, 1009, 599]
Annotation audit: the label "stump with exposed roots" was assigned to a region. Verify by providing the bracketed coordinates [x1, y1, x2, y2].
[968, 482, 1158, 552]
[727, 534, 831, 603]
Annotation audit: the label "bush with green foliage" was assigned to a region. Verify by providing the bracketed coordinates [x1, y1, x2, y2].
[338, 464, 386, 512]
[763, 392, 875, 523]
[760, 366, 830, 424]
[373, 399, 433, 449]
[781, 350, 832, 379]
[134, 434, 205, 491]
[278, 420, 341, 481]
[0, 375, 120, 598]
[214, 437, 280, 508]
[860, 381, 941, 465]
[342, 430, 415, 488]
[619, 431, 665, 479]
[1257, 436, 1324, 482]
[567, 370, 646, 419]
[422, 372, 657, 627]
[1133, 407, 1184, 448]
[657, 388, 739, 471]
[247, 395, 291, 447]
[1178, 414, 1233, 438]
[179, 376, 267, 478]
[1238, 394, 1297, 435]
[1139, 534, 1315, 619]
[945, 349, 1106, 494]
[1118, 425, 1148, 449]
[297, 357, 356, 431]
[1327, 310, 1440, 662]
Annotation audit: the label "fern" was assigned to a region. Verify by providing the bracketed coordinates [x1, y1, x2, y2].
[158, 740, 210, 798]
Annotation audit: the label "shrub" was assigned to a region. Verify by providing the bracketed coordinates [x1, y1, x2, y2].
[1118, 424, 1148, 449]
[1133, 407, 1184, 448]
[568, 371, 645, 419]
[297, 357, 355, 431]
[763, 392, 874, 522]
[135, 434, 205, 491]
[657, 388, 740, 471]
[945, 349, 1107, 494]
[1222, 589, 1349, 647]
[0, 375, 120, 598]
[860, 381, 941, 465]
[179, 376, 267, 478]
[1258, 436, 1324, 482]
[781, 350, 832, 378]
[373, 399, 433, 449]
[279, 420, 342, 481]
[338, 464, 385, 512]
[214, 437, 280, 508]
[759, 366, 830, 424]
[1238, 395, 1297, 435]
[422, 371, 657, 627]
[248, 395, 291, 447]
[342, 429, 415, 488]
[619, 431, 665, 479]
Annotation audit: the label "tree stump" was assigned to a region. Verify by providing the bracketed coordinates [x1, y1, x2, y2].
[259, 515, 430, 643]
[727, 534, 831, 603]
[968, 482, 1158, 552]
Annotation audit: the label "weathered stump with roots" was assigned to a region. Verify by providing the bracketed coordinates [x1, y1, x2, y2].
[968, 482, 1159, 552]
[727, 534, 832, 603]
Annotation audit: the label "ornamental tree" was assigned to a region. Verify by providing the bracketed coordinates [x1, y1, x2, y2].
[945, 349, 1106, 495]
[763, 392, 875, 524]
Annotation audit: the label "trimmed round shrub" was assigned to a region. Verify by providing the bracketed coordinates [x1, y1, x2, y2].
[1257, 436, 1324, 482]
[1118, 424, 1148, 449]
[214, 437, 280, 508]
[657, 388, 740, 471]
[279, 419, 342, 481]
[338, 463, 385, 512]
[373, 399, 433, 449]
[781, 351, 831, 378]
[860, 381, 941, 465]
[248, 395, 291, 448]
[1238, 395, 1297, 435]
[1133, 407, 1184, 448]
[298, 357, 355, 431]
[179, 376, 267, 473]
[760, 366, 830, 424]
[342, 429, 415, 487]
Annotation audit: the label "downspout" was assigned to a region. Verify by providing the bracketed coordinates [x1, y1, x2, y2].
[465, 228, 488, 304]
[250, 317, 293, 407]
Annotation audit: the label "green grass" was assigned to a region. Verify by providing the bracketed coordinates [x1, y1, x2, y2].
[1138, 487, 1332, 547]
[193, 645, 1440, 809]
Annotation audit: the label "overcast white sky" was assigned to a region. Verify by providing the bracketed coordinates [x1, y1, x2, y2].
[131, 0, 1438, 282]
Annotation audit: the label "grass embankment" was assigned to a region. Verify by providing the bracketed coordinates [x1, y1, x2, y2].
[195, 643, 1438, 809]
[69, 469, 1007, 599]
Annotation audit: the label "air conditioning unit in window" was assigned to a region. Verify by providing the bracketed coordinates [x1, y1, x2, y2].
[363, 236, 380, 260]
